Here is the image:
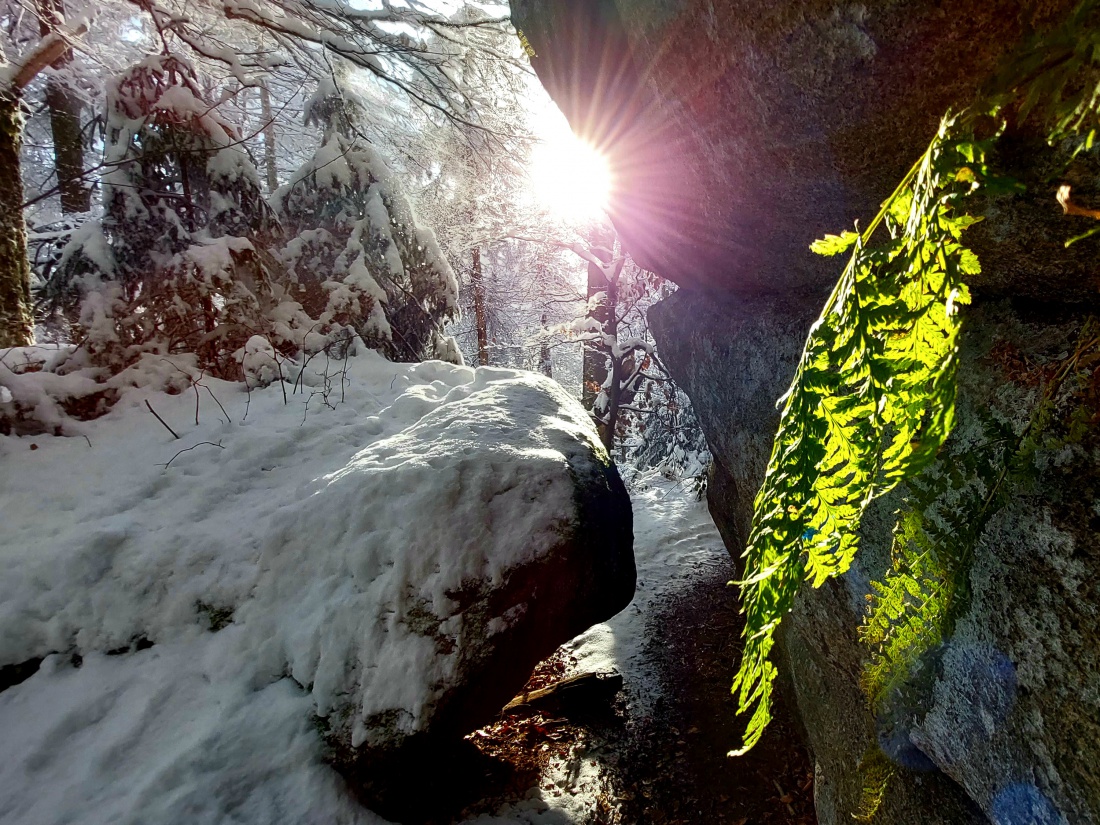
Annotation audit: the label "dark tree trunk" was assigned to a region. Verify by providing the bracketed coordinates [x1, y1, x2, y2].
[0, 93, 34, 347]
[539, 312, 552, 377]
[581, 244, 611, 411]
[39, 0, 88, 214]
[44, 80, 87, 212]
[472, 246, 489, 366]
[0, 9, 82, 347]
[260, 85, 279, 193]
[598, 268, 621, 452]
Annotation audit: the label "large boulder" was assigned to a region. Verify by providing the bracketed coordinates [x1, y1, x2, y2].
[516, 0, 1100, 822]
[0, 355, 635, 824]
[512, 0, 1098, 302]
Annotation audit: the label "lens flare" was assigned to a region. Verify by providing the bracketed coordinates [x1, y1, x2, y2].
[527, 113, 612, 223]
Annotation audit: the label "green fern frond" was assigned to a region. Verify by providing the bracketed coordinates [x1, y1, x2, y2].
[731, 0, 1100, 755]
[730, 118, 984, 753]
[859, 506, 959, 707]
[854, 745, 897, 822]
[860, 319, 1100, 722]
[988, 0, 1100, 147]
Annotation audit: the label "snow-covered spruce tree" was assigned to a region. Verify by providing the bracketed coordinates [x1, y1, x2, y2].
[40, 55, 307, 376]
[273, 77, 460, 363]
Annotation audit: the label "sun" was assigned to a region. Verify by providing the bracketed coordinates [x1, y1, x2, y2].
[529, 137, 612, 221]
[527, 106, 612, 223]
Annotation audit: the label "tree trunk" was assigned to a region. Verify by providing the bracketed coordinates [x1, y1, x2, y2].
[39, 0, 88, 214]
[44, 80, 87, 212]
[472, 246, 489, 366]
[0, 92, 34, 347]
[582, 246, 611, 411]
[596, 261, 621, 451]
[0, 5, 84, 347]
[259, 85, 279, 193]
[539, 312, 552, 377]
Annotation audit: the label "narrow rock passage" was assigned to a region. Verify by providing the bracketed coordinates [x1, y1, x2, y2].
[457, 474, 816, 824]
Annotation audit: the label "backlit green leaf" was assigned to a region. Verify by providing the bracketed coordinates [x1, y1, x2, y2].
[810, 231, 859, 257]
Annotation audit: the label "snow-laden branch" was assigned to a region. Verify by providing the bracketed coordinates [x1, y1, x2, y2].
[2, 19, 89, 93]
[299, 0, 508, 28]
[612, 336, 652, 361]
[506, 234, 628, 281]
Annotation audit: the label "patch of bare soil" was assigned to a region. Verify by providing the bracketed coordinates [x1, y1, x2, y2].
[458, 556, 817, 824]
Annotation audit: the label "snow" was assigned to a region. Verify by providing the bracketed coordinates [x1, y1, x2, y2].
[433, 334, 465, 366]
[57, 221, 115, 279]
[1, 633, 370, 825]
[563, 474, 728, 715]
[314, 135, 355, 189]
[345, 247, 391, 303]
[153, 86, 234, 144]
[385, 190, 459, 314]
[364, 187, 405, 279]
[0, 351, 632, 824]
[612, 337, 652, 359]
[272, 121, 459, 352]
[184, 236, 255, 279]
[0, 347, 723, 823]
[207, 147, 256, 180]
[555, 317, 602, 337]
[239, 335, 280, 389]
[0, 346, 104, 434]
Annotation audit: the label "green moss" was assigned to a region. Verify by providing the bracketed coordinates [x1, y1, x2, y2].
[0, 93, 33, 347]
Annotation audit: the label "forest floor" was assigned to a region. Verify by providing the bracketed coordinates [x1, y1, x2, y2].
[448, 475, 818, 825]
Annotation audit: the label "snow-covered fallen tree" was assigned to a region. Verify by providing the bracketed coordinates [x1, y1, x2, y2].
[0, 350, 635, 823]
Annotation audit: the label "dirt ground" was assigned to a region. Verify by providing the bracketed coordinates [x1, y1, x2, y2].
[454, 555, 818, 825]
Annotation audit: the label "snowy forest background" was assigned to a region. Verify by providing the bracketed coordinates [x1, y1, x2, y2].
[1, 0, 708, 480]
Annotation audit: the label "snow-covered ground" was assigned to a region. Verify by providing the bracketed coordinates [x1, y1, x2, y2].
[565, 474, 726, 716]
[460, 472, 730, 824]
[0, 347, 729, 825]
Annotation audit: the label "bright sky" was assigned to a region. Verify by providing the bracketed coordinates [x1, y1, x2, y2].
[345, 0, 613, 224]
[525, 93, 613, 226]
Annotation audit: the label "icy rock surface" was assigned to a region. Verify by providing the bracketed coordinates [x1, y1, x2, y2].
[0, 352, 634, 824]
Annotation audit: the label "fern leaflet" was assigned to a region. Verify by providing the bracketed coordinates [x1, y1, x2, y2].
[731, 0, 1100, 756]
[730, 119, 986, 754]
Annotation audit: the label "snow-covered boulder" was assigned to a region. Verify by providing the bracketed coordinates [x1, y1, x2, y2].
[0, 353, 634, 824]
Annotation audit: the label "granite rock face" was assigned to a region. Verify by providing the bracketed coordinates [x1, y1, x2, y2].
[512, 0, 1097, 302]
[651, 291, 1100, 823]
[516, 0, 1100, 821]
